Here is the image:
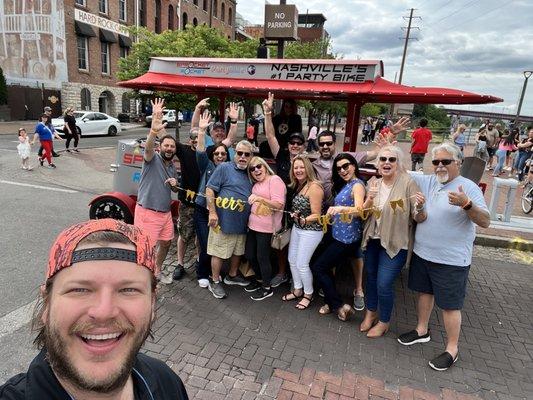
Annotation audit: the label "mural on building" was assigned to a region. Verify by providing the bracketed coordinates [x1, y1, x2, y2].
[0, 0, 66, 89]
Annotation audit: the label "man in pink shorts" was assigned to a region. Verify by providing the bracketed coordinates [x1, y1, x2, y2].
[134, 98, 179, 283]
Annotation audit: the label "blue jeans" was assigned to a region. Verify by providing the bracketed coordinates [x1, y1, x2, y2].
[193, 206, 210, 280]
[364, 239, 407, 323]
[311, 239, 361, 311]
[493, 148, 507, 175]
[514, 151, 531, 181]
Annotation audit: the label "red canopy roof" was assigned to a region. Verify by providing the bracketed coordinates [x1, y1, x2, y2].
[119, 72, 502, 105]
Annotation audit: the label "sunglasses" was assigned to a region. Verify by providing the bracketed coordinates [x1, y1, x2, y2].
[379, 156, 397, 163]
[336, 163, 353, 172]
[289, 141, 303, 146]
[319, 141, 334, 147]
[213, 151, 227, 157]
[236, 151, 251, 157]
[190, 136, 198, 141]
[248, 164, 262, 172]
[431, 159, 454, 166]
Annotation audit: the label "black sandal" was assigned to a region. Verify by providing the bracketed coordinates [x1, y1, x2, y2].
[282, 291, 303, 301]
[295, 294, 313, 310]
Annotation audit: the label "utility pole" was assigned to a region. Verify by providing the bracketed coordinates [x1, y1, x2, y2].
[398, 8, 420, 84]
[514, 71, 533, 127]
[277, 0, 286, 59]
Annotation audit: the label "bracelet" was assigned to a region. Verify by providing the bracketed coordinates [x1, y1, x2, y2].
[230, 119, 237, 124]
[415, 205, 425, 212]
[462, 198, 473, 210]
[264, 111, 272, 115]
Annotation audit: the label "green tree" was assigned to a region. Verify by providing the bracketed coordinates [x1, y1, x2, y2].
[412, 104, 450, 129]
[0, 67, 7, 105]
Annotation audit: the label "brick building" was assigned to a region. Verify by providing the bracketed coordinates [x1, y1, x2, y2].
[1, 0, 236, 120]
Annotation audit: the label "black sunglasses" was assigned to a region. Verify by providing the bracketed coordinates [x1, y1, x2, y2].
[213, 151, 227, 157]
[431, 159, 454, 166]
[379, 156, 397, 163]
[336, 163, 353, 172]
[319, 141, 334, 147]
[236, 151, 251, 157]
[248, 164, 262, 172]
[289, 140, 303, 146]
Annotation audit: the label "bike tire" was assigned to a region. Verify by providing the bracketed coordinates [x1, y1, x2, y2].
[521, 183, 533, 214]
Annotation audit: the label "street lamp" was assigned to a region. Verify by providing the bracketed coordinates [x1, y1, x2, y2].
[515, 70, 533, 127]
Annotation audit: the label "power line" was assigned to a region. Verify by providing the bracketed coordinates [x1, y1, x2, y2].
[432, 0, 479, 24]
[443, 0, 515, 31]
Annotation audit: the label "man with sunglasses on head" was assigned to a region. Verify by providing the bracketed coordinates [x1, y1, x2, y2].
[398, 143, 489, 372]
[205, 140, 254, 299]
[163, 128, 202, 284]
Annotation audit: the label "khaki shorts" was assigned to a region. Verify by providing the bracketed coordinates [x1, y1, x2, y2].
[207, 229, 246, 259]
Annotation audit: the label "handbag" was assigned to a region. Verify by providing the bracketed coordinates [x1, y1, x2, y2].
[266, 178, 291, 250]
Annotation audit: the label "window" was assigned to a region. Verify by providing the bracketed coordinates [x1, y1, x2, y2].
[95, 113, 108, 120]
[75, 0, 86, 6]
[221, 3, 225, 22]
[168, 5, 174, 30]
[122, 93, 131, 113]
[77, 36, 88, 70]
[119, 0, 127, 21]
[120, 46, 129, 58]
[203, 0, 208, 11]
[81, 89, 91, 111]
[101, 42, 110, 74]
[193, 0, 198, 5]
[213, 0, 217, 18]
[182, 12, 188, 29]
[193, 18, 198, 27]
[155, 0, 161, 33]
[139, 0, 146, 27]
[228, 7, 232, 25]
[98, 0, 108, 14]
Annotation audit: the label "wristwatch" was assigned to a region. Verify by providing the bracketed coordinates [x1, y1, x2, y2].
[462, 199, 473, 210]
[230, 119, 237, 124]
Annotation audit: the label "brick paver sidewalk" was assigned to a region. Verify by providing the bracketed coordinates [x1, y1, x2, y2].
[144, 251, 532, 400]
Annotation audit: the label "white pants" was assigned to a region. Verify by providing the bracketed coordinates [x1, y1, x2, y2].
[288, 227, 323, 295]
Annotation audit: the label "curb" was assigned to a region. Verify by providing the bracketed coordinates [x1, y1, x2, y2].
[475, 234, 532, 251]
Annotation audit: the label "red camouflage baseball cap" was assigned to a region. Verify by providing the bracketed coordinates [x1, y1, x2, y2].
[47, 219, 156, 280]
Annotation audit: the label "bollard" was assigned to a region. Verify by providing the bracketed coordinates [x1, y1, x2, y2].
[489, 177, 519, 222]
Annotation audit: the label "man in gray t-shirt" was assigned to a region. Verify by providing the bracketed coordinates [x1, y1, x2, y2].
[398, 143, 489, 372]
[134, 99, 179, 282]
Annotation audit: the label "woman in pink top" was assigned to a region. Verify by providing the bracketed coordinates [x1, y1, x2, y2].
[245, 156, 286, 301]
[492, 128, 518, 177]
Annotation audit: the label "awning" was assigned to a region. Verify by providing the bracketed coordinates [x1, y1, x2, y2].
[119, 72, 502, 105]
[75, 21, 96, 37]
[119, 34, 132, 48]
[99, 29, 117, 43]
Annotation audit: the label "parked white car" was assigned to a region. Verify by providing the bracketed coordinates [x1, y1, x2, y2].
[52, 111, 122, 136]
[146, 109, 181, 127]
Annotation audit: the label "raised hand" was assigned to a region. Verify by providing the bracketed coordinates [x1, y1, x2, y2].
[415, 192, 426, 210]
[150, 98, 167, 134]
[195, 98, 210, 111]
[228, 102, 239, 120]
[262, 92, 274, 114]
[390, 116, 410, 135]
[367, 180, 379, 201]
[199, 110, 211, 130]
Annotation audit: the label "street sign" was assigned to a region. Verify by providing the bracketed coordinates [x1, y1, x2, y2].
[264, 4, 298, 40]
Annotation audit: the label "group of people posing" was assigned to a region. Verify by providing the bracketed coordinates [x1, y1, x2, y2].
[135, 95, 489, 372]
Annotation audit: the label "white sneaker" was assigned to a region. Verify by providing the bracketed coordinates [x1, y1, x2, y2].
[198, 279, 209, 288]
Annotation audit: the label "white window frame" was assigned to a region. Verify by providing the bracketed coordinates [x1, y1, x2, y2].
[119, 46, 129, 59]
[77, 36, 89, 71]
[75, 0, 86, 6]
[101, 42, 110, 74]
[99, 0, 108, 14]
[119, 0, 127, 21]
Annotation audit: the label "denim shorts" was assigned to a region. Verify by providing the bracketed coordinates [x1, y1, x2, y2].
[408, 253, 470, 310]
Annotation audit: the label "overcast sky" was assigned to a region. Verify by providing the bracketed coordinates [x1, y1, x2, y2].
[237, 0, 533, 117]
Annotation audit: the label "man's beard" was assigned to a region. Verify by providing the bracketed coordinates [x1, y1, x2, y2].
[43, 318, 151, 393]
[236, 163, 247, 170]
[436, 171, 449, 184]
[161, 151, 175, 161]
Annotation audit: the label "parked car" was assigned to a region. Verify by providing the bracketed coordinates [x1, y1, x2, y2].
[145, 109, 179, 127]
[52, 111, 122, 136]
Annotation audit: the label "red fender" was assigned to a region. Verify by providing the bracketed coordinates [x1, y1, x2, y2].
[89, 192, 137, 217]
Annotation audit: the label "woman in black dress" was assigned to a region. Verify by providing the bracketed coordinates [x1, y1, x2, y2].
[63, 107, 80, 152]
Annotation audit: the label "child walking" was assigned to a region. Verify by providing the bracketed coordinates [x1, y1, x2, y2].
[17, 128, 33, 170]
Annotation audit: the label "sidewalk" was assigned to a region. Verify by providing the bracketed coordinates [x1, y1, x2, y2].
[149, 246, 532, 400]
[0, 120, 145, 135]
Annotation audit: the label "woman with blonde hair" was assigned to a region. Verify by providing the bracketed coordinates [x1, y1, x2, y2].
[360, 145, 427, 337]
[63, 107, 79, 153]
[245, 156, 286, 301]
[282, 155, 324, 310]
[452, 124, 467, 154]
